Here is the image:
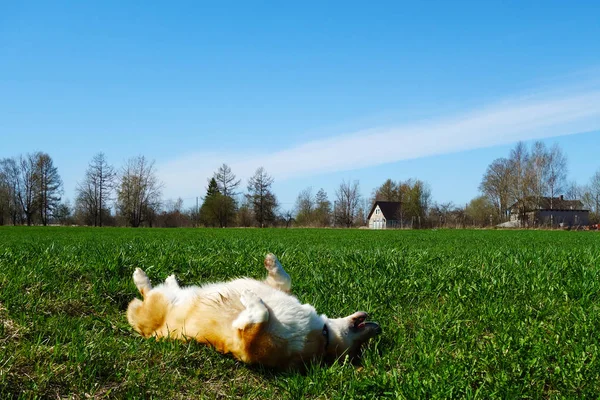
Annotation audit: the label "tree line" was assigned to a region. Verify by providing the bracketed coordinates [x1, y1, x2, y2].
[1, 142, 598, 228]
[0, 152, 288, 228]
[325, 140, 599, 229]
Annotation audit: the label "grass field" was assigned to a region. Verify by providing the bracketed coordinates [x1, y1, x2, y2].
[1, 227, 599, 399]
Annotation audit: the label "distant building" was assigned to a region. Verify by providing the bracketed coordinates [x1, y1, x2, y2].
[509, 195, 589, 227]
[367, 201, 401, 229]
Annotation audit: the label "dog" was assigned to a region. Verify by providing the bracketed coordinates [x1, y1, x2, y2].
[127, 254, 381, 369]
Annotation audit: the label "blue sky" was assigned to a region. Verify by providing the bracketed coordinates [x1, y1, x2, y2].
[2, 1, 600, 211]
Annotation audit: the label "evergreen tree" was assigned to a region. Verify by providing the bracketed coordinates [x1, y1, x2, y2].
[199, 178, 221, 227]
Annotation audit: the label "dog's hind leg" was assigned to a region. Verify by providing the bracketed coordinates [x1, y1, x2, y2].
[263, 253, 291, 293]
[232, 289, 284, 366]
[133, 268, 152, 297]
[231, 289, 275, 364]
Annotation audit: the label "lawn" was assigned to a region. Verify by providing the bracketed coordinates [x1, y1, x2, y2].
[1, 227, 599, 398]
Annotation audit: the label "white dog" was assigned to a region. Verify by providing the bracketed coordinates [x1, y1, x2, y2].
[127, 254, 381, 369]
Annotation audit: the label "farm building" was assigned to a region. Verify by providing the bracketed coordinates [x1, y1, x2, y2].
[368, 201, 401, 229]
[509, 195, 589, 227]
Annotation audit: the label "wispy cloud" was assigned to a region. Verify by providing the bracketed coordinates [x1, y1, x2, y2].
[157, 83, 600, 200]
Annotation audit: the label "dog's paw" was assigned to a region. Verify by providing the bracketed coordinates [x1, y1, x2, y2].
[233, 290, 269, 329]
[239, 289, 261, 308]
[264, 253, 280, 272]
[133, 268, 152, 296]
[133, 268, 149, 285]
[165, 274, 178, 287]
[263, 253, 291, 293]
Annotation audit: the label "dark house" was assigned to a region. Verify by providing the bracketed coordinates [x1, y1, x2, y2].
[367, 201, 401, 229]
[509, 195, 589, 227]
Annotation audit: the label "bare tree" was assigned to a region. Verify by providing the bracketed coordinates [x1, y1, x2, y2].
[564, 180, 581, 201]
[246, 167, 278, 227]
[530, 141, 548, 205]
[578, 186, 598, 224]
[355, 197, 371, 227]
[280, 209, 294, 228]
[335, 180, 361, 228]
[212, 164, 240, 227]
[36, 153, 63, 226]
[589, 169, 600, 218]
[479, 157, 512, 221]
[16, 153, 39, 226]
[116, 156, 163, 227]
[430, 201, 467, 228]
[76, 153, 117, 226]
[158, 197, 189, 228]
[430, 201, 455, 227]
[214, 164, 240, 197]
[0, 158, 21, 225]
[2, 152, 63, 225]
[545, 144, 567, 208]
[294, 187, 315, 226]
[0, 176, 8, 225]
[508, 142, 536, 225]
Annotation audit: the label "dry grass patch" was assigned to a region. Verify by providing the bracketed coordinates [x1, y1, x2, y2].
[0, 302, 26, 344]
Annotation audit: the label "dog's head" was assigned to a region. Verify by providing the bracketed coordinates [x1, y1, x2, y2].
[323, 311, 381, 363]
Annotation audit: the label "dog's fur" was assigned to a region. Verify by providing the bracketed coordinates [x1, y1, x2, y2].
[127, 254, 381, 369]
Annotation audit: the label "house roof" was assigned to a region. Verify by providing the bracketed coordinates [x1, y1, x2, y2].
[509, 196, 587, 212]
[367, 201, 401, 220]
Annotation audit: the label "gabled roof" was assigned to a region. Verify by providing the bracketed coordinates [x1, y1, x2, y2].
[510, 196, 587, 212]
[367, 201, 401, 220]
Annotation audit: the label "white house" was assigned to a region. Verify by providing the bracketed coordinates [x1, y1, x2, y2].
[367, 201, 401, 229]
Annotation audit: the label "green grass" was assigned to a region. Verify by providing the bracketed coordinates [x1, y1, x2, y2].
[1, 227, 599, 399]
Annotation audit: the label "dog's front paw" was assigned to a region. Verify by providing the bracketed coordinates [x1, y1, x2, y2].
[233, 289, 269, 329]
[239, 289, 261, 308]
